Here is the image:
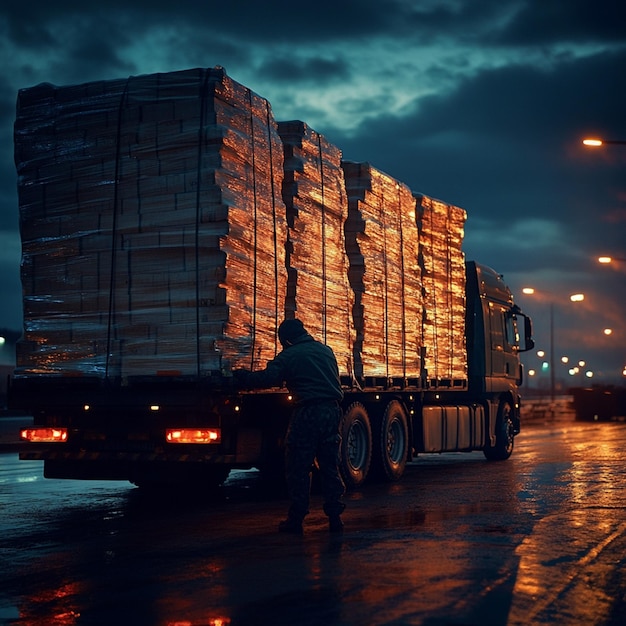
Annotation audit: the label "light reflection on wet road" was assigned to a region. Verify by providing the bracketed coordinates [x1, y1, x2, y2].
[1, 416, 626, 625]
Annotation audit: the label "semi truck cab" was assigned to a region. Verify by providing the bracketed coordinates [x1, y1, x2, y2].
[466, 260, 534, 390]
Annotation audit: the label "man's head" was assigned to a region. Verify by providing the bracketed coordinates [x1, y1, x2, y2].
[278, 318, 307, 347]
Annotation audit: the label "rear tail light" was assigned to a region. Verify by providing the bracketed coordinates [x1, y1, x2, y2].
[21, 428, 68, 443]
[165, 428, 221, 444]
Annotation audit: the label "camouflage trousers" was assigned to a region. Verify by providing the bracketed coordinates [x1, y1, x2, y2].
[285, 400, 346, 520]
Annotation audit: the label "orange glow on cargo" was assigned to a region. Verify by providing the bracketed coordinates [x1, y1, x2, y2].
[165, 428, 221, 444]
[21, 427, 68, 443]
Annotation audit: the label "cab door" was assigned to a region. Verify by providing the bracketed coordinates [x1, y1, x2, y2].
[488, 302, 521, 379]
[488, 302, 507, 376]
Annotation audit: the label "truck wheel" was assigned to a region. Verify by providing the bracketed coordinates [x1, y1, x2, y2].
[339, 402, 372, 489]
[373, 400, 409, 481]
[483, 400, 515, 461]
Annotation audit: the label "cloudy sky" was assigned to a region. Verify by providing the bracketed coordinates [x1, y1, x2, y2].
[1, 0, 625, 383]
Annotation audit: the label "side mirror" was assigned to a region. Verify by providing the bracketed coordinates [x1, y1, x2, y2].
[520, 315, 535, 352]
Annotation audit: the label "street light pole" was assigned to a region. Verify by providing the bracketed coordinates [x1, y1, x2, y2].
[522, 289, 586, 403]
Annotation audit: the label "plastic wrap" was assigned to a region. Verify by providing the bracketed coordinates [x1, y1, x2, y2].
[342, 162, 422, 380]
[415, 193, 467, 382]
[278, 121, 354, 377]
[15, 67, 287, 378]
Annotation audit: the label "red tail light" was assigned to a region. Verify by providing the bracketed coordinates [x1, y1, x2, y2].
[165, 428, 221, 444]
[21, 428, 68, 443]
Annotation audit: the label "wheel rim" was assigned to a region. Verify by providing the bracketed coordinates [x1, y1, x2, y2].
[502, 405, 514, 453]
[347, 419, 368, 472]
[387, 417, 406, 465]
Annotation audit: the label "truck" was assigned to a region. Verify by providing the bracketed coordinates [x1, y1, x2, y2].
[9, 67, 534, 490]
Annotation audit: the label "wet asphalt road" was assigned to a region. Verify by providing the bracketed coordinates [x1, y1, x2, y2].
[1, 413, 626, 625]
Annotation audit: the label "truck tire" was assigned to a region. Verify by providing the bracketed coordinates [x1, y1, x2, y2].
[339, 402, 372, 489]
[372, 399, 409, 481]
[483, 400, 515, 461]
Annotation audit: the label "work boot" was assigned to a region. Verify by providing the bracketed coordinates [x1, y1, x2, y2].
[278, 517, 303, 534]
[328, 516, 344, 533]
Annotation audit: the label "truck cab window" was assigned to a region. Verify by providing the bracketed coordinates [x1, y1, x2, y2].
[489, 306, 504, 352]
[505, 314, 520, 350]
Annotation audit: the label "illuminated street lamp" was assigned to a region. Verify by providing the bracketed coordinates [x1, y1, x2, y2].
[582, 138, 626, 146]
[598, 256, 626, 264]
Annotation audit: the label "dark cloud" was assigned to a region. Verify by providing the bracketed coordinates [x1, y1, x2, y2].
[258, 57, 350, 85]
[498, 0, 626, 45]
[5, 0, 625, 54]
[47, 20, 135, 84]
[3, 0, 404, 47]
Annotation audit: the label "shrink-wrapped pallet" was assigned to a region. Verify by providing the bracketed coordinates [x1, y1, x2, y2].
[278, 121, 354, 376]
[342, 162, 422, 380]
[415, 193, 467, 383]
[14, 67, 287, 378]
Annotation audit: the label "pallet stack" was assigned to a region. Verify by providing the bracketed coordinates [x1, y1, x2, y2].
[14, 65, 472, 387]
[342, 162, 422, 379]
[278, 121, 354, 376]
[415, 193, 467, 382]
[14, 67, 287, 378]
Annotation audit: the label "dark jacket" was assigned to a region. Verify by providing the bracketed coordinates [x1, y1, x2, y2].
[244, 333, 343, 405]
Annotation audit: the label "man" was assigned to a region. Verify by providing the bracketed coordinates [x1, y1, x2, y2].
[234, 318, 346, 534]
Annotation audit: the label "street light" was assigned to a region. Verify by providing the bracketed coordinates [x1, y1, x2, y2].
[598, 256, 626, 264]
[583, 138, 626, 146]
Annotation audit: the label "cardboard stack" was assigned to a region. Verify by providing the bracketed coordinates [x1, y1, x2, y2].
[14, 66, 471, 387]
[342, 162, 422, 379]
[415, 193, 467, 382]
[278, 121, 353, 376]
[14, 67, 287, 378]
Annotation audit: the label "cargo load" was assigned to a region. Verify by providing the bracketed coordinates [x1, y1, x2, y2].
[342, 161, 423, 381]
[415, 193, 467, 383]
[14, 67, 287, 378]
[278, 120, 353, 376]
